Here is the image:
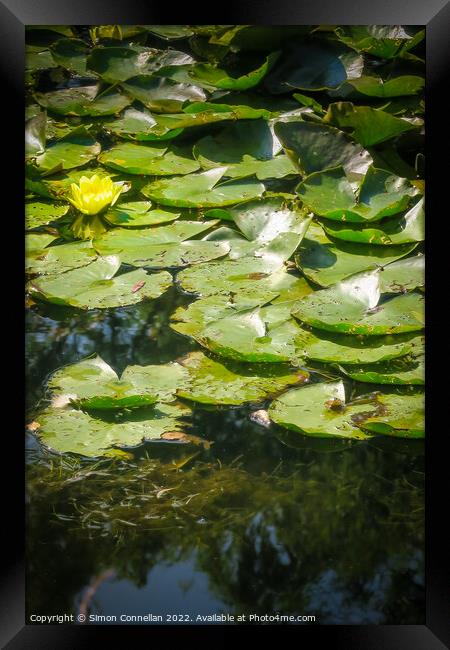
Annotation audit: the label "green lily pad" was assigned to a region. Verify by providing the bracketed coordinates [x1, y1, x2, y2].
[345, 75, 425, 98]
[268, 381, 373, 439]
[35, 402, 192, 457]
[122, 75, 206, 112]
[292, 271, 424, 335]
[49, 38, 89, 74]
[274, 119, 372, 180]
[31, 126, 101, 176]
[265, 41, 364, 93]
[338, 337, 424, 385]
[268, 379, 423, 438]
[35, 84, 131, 117]
[25, 200, 70, 230]
[157, 52, 280, 91]
[93, 220, 229, 268]
[99, 142, 200, 176]
[104, 201, 180, 227]
[297, 166, 415, 222]
[141, 167, 265, 208]
[324, 102, 419, 147]
[145, 26, 195, 40]
[177, 351, 308, 405]
[26, 237, 97, 275]
[334, 26, 425, 59]
[27, 256, 172, 309]
[87, 45, 160, 82]
[295, 328, 418, 365]
[103, 107, 183, 141]
[379, 255, 425, 293]
[321, 197, 424, 245]
[48, 354, 189, 409]
[295, 222, 416, 287]
[26, 44, 58, 72]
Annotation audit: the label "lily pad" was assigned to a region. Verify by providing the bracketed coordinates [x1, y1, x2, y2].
[99, 142, 200, 176]
[31, 126, 101, 176]
[274, 119, 372, 180]
[345, 75, 425, 98]
[25, 200, 70, 230]
[93, 220, 229, 268]
[26, 237, 97, 275]
[122, 75, 206, 112]
[335, 26, 425, 59]
[321, 197, 424, 245]
[35, 84, 131, 117]
[141, 167, 265, 208]
[295, 222, 416, 287]
[177, 351, 308, 405]
[379, 254, 425, 293]
[268, 379, 423, 438]
[296, 166, 415, 222]
[49, 354, 189, 409]
[50, 38, 89, 74]
[35, 402, 192, 457]
[324, 102, 419, 147]
[27, 256, 172, 309]
[268, 381, 373, 439]
[265, 41, 364, 93]
[104, 201, 180, 227]
[87, 45, 161, 82]
[292, 271, 425, 335]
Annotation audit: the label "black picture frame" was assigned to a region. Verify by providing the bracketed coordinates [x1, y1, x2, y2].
[2, 1, 449, 647]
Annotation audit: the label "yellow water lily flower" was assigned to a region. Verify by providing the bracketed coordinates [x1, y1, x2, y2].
[68, 174, 125, 215]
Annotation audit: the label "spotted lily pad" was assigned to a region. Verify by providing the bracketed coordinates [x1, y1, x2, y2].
[93, 220, 229, 268]
[292, 271, 424, 335]
[27, 256, 172, 309]
[25, 200, 70, 230]
[141, 167, 265, 208]
[35, 401, 192, 457]
[378, 255, 424, 293]
[295, 222, 416, 287]
[99, 142, 200, 176]
[177, 351, 308, 405]
[268, 379, 423, 438]
[49, 355, 189, 409]
[31, 126, 101, 176]
[26, 237, 97, 275]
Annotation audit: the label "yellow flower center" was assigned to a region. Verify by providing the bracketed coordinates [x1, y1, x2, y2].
[68, 174, 125, 215]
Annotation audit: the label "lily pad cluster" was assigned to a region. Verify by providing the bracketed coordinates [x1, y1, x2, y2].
[26, 24, 424, 455]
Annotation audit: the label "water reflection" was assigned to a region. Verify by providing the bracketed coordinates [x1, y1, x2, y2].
[26, 289, 425, 625]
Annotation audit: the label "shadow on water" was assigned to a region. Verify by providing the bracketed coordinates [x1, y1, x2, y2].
[26, 284, 424, 625]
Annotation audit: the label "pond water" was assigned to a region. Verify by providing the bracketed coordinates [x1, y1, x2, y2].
[26, 287, 424, 625]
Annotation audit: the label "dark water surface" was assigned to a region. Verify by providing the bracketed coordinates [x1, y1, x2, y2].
[26, 287, 424, 625]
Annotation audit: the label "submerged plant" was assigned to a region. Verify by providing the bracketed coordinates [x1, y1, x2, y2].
[68, 174, 126, 240]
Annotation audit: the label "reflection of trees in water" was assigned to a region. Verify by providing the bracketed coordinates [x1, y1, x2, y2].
[26, 440, 424, 624]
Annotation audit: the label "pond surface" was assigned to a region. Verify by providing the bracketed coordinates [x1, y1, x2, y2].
[26, 287, 424, 625]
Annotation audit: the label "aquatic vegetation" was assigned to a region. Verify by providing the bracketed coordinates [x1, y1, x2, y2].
[25, 24, 424, 623]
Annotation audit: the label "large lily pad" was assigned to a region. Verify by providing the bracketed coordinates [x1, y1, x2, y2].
[141, 167, 265, 208]
[26, 237, 97, 275]
[27, 256, 172, 309]
[98, 142, 200, 176]
[292, 271, 425, 335]
[296, 166, 415, 222]
[177, 351, 308, 405]
[49, 355, 189, 409]
[122, 75, 206, 112]
[25, 200, 70, 230]
[268, 380, 423, 438]
[87, 45, 160, 82]
[93, 220, 229, 268]
[31, 126, 101, 176]
[104, 201, 180, 228]
[265, 41, 364, 92]
[321, 197, 424, 245]
[378, 255, 425, 293]
[324, 102, 419, 146]
[156, 53, 279, 91]
[49, 38, 89, 74]
[35, 401, 192, 457]
[274, 119, 372, 180]
[35, 84, 131, 117]
[345, 75, 425, 98]
[295, 222, 416, 287]
[334, 26, 425, 59]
